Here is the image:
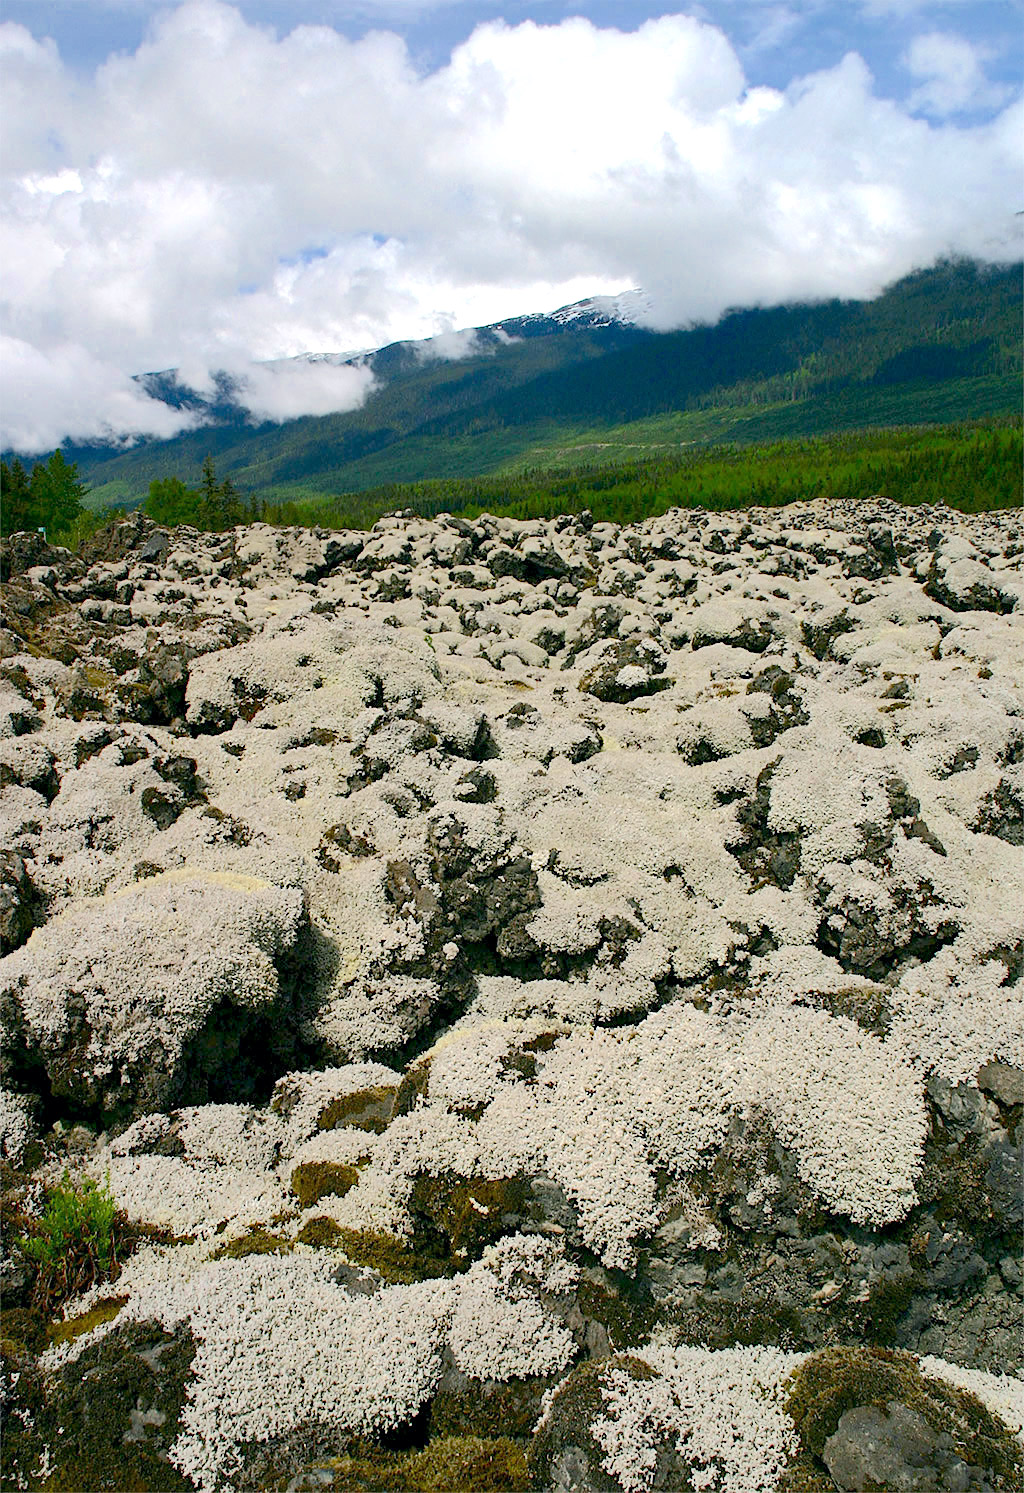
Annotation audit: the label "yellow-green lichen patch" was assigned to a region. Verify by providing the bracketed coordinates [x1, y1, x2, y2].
[211, 1226, 293, 1260]
[48, 1294, 127, 1346]
[784, 1346, 1024, 1491]
[317, 1085, 398, 1135]
[290, 1161, 361, 1209]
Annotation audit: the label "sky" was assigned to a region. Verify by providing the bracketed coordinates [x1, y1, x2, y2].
[1, 0, 1021, 453]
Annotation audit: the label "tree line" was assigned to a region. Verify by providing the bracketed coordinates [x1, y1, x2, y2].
[262, 418, 1022, 531]
[144, 456, 260, 530]
[1, 450, 90, 540]
[3, 419, 1019, 549]
[1, 452, 257, 542]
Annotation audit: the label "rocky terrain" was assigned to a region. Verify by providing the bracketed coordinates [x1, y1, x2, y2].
[1, 498, 1022, 1493]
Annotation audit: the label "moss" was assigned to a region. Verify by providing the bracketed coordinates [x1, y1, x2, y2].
[1, 1304, 49, 1354]
[318, 1085, 398, 1135]
[38, 1320, 197, 1492]
[289, 1173, 528, 1276]
[409, 1173, 530, 1265]
[303, 1436, 529, 1491]
[431, 1377, 558, 1441]
[404, 1436, 529, 1491]
[290, 1161, 361, 1209]
[295, 1215, 348, 1249]
[803, 984, 891, 1037]
[48, 1294, 127, 1345]
[777, 1452, 835, 1491]
[527, 1355, 658, 1491]
[576, 1277, 656, 1350]
[211, 1225, 293, 1260]
[390, 1060, 432, 1119]
[917, 1135, 997, 1230]
[784, 1346, 1024, 1491]
[294, 1222, 449, 1283]
[1, 1336, 48, 1491]
[672, 1286, 806, 1353]
[499, 1031, 560, 1084]
[849, 1271, 916, 1347]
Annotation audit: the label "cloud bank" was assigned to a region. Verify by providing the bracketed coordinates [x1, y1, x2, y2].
[1, 2, 1020, 451]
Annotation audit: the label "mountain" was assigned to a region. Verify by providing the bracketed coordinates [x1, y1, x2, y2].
[68, 257, 1021, 506]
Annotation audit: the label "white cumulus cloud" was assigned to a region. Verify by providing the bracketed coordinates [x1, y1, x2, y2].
[0, 335, 202, 452]
[222, 357, 377, 423]
[905, 30, 1011, 116]
[1, 2, 1021, 451]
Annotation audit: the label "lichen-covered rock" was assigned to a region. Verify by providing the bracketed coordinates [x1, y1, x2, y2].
[3, 499, 1023, 1492]
[579, 638, 670, 703]
[784, 1346, 1024, 1493]
[0, 849, 42, 954]
[39, 1319, 198, 1492]
[0, 870, 307, 1122]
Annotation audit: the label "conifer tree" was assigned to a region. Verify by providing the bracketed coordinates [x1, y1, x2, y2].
[1, 450, 87, 539]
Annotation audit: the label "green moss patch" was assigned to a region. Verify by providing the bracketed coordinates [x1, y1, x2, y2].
[300, 1436, 528, 1491]
[290, 1161, 361, 1209]
[409, 1173, 530, 1266]
[38, 1320, 197, 1492]
[294, 1221, 449, 1283]
[528, 1355, 658, 1490]
[291, 1173, 529, 1278]
[777, 1452, 835, 1492]
[431, 1377, 558, 1442]
[295, 1215, 348, 1249]
[390, 1060, 432, 1119]
[48, 1294, 127, 1345]
[211, 1225, 293, 1260]
[405, 1436, 528, 1491]
[917, 1134, 1000, 1231]
[1, 1304, 49, 1354]
[317, 1085, 398, 1135]
[784, 1346, 1024, 1491]
[576, 1277, 656, 1351]
[1, 1337, 49, 1491]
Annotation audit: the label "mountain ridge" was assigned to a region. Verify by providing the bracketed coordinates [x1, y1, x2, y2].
[57, 256, 1022, 505]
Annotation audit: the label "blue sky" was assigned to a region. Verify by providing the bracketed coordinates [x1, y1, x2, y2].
[2, 1, 1021, 449]
[7, 0, 1022, 107]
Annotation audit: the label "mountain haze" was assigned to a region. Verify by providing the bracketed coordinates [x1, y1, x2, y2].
[67, 258, 1022, 507]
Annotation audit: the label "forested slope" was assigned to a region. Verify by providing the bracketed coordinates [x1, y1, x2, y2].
[68, 257, 1022, 506]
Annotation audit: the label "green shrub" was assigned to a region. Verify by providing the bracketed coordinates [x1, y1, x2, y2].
[18, 1170, 124, 1313]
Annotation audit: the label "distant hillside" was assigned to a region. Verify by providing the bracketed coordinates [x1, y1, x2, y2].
[67, 257, 1022, 505]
